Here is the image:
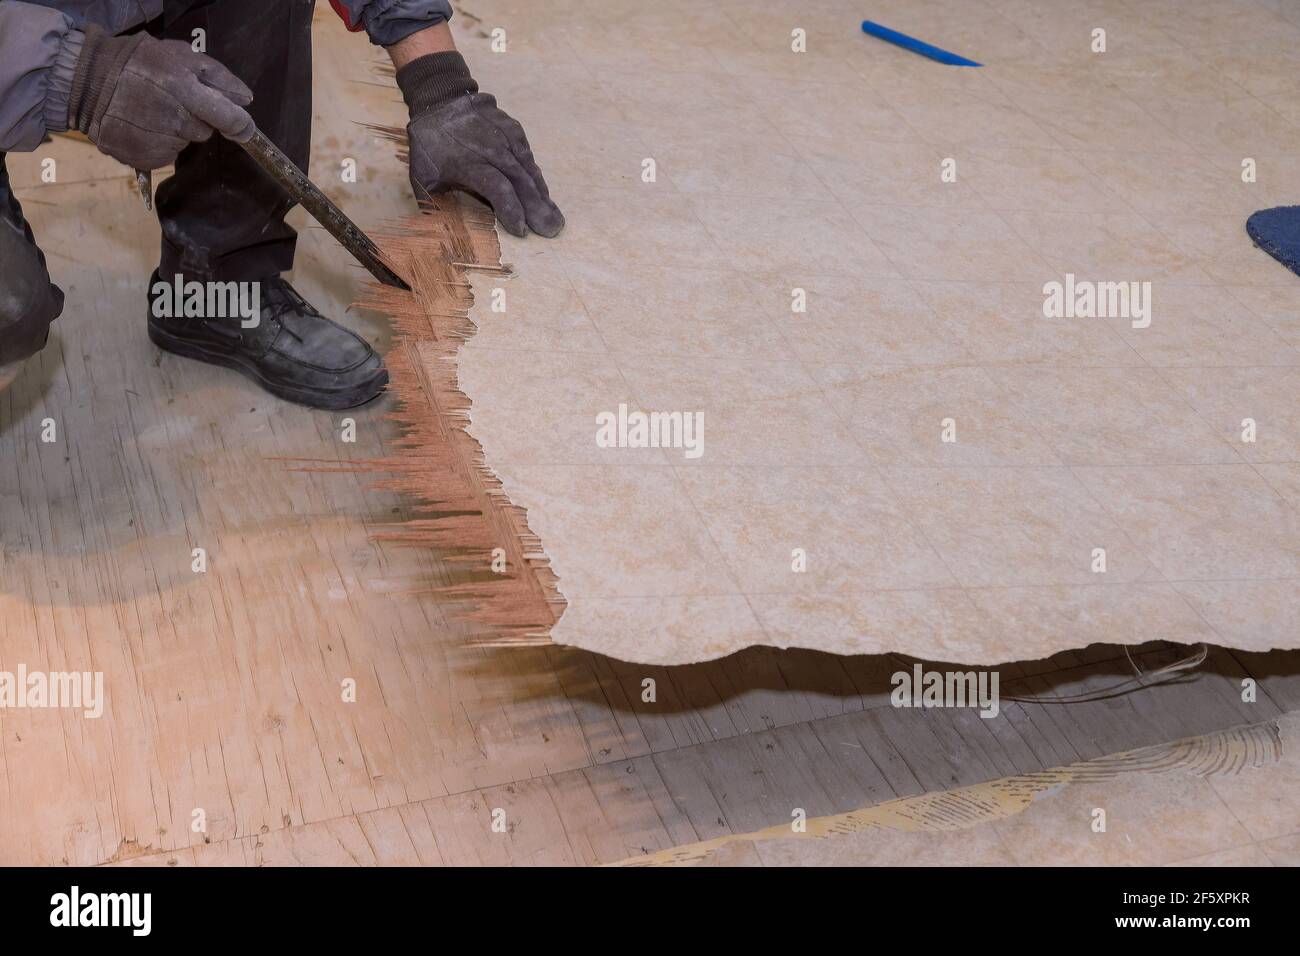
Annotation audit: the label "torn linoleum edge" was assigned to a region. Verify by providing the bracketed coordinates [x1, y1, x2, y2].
[303, 195, 565, 643]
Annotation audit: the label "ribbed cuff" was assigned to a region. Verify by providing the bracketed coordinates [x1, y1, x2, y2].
[396, 51, 478, 117]
[68, 27, 144, 139]
[43, 28, 85, 135]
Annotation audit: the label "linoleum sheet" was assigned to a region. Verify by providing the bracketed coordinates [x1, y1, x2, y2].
[453, 0, 1300, 664]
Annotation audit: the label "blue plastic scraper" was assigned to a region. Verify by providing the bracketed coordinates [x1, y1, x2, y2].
[861, 20, 982, 67]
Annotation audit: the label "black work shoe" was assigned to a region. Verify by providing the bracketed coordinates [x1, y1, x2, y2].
[146, 272, 388, 410]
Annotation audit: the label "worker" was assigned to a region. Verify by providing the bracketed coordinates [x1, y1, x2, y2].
[0, 0, 563, 408]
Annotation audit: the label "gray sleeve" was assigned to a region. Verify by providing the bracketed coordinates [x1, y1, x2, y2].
[0, 2, 85, 153]
[332, 0, 454, 48]
[31, 0, 164, 34]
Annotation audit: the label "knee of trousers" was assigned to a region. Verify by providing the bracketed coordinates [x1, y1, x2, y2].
[0, 224, 64, 366]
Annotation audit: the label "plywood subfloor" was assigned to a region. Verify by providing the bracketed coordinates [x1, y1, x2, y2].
[618, 713, 1300, 867]
[1, 3, 1298, 867]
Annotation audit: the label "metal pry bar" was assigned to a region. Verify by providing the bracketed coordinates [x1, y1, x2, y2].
[237, 129, 412, 292]
[134, 168, 153, 210]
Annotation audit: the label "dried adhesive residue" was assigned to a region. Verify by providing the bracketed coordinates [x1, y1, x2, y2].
[324, 194, 565, 642]
[614, 720, 1283, 866]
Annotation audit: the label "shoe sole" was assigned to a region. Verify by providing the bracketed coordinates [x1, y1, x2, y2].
[148, 320, 389, 411]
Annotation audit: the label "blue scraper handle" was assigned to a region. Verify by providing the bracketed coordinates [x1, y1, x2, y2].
[861, 20, 982, 66]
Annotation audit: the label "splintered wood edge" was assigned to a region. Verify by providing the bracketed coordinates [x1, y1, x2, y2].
[293, 182, 564, 645]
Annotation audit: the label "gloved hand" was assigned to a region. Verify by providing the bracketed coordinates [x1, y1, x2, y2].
[397, 52, 564, 238]
[67, 27, 255, 171]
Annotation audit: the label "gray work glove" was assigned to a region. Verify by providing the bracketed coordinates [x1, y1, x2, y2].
[68, 27, 255, 171]
[397, 52, 564, 238]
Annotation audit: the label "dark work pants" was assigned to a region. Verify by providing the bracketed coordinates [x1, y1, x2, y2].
[0, 0, 314, 366]
[0, 156, 64, 365]
[153, 0, 317, 281]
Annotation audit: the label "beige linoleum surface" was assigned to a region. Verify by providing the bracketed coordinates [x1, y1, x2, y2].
[455, 0, 1300, 664]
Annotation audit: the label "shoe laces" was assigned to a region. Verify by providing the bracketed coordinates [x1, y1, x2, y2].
[260, 278, 321, 344]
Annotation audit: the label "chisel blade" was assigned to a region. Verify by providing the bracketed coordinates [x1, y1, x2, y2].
[237, 130, 411, 292]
